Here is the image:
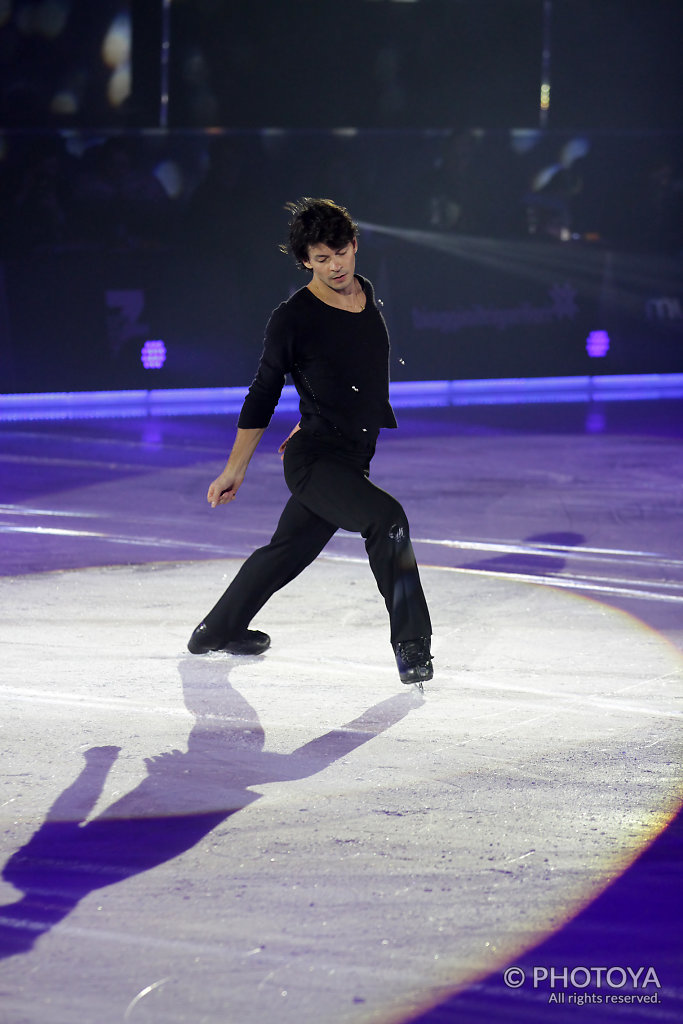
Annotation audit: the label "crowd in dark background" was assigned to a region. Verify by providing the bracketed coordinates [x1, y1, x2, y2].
[1, 126, 681, 260]
[0, 134, 168, 255]
[0, 0, 681, 394]
[0, 0, 681, 260]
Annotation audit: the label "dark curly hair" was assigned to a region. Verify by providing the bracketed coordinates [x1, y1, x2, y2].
[282, 198, 359, 271]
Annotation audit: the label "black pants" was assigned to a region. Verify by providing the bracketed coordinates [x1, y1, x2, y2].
[202, 429, 432, 645]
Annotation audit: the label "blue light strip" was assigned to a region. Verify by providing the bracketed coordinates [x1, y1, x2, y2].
[1, 374, 682, 422]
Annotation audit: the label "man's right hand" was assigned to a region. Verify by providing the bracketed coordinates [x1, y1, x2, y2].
[207, 470, 244, 507]
[206, 427, 267, 508]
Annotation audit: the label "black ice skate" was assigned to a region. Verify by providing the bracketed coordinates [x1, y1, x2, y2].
[188, 622, 271, 656]
[393, 637, 433, 691]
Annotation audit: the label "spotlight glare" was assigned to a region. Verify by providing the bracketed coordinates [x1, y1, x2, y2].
[102, 13, 131, 69]
[561, 137, 590, 168]
[586, 331, 610, 358]
[154, 160, 183, 199]
[141, 340, 167, 370]
[532, 163, 560, 192]
[107, 64, 131, 107]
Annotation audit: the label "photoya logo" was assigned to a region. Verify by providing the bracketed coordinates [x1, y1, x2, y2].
[504, 965, 661, 989]
[503, 965, 662, 1005]
[412, 283, 579, 334]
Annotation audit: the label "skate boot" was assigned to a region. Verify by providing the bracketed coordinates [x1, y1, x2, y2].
[188, 622, 270, 656]
[393, 637, 433, 690]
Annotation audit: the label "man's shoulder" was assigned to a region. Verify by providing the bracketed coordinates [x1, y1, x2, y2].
[283, 284, 312, 310]
[357, 274, 375, 302]
[268, 285, 310, 322]
[264, 286, 310, 344]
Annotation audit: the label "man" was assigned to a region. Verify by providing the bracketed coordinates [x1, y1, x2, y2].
[188, 198, 433, 687]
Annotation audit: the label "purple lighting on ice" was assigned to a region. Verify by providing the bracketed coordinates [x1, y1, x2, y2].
[141, 340, 166, 369]
[586, 331, 610, 358]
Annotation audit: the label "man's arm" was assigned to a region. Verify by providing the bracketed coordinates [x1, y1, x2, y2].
[207, 427, 266, 508]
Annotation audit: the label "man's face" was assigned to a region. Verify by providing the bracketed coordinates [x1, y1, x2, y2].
[303, 238, 357, 294]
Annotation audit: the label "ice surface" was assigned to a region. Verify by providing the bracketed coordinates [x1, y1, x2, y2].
[1, 556, 680, 1024]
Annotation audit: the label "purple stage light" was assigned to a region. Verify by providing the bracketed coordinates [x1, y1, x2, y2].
[141, 340, 166, 369]
[586, 331, 610, 358]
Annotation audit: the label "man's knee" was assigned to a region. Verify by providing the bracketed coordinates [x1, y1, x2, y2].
[381, 498, 410, 541]
[388, 519, 408, 542]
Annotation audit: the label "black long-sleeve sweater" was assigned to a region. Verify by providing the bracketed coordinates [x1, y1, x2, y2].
[237, 275, 397, 443]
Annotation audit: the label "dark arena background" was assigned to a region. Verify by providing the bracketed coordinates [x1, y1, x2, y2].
[0, 3, 681, 1024]
[0, 0, 681, 392]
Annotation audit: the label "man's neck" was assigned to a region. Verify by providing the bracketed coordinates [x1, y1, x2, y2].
[307, 276, 365, 313]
